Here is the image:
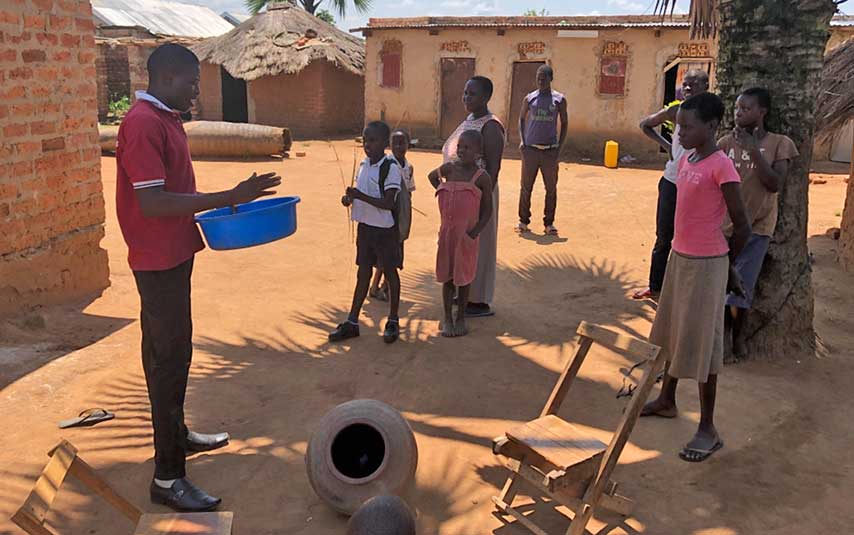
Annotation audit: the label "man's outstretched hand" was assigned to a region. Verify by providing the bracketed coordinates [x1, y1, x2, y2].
[230, 172, 282, 205]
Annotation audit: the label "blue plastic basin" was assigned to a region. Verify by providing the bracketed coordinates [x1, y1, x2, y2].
[196, 196, 300, 250]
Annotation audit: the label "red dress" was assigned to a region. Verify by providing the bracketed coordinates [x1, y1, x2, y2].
[436, 169, 484, 286]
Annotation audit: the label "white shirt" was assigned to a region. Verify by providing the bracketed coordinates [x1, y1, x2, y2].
[663, 124, 692, 183]
[351, 155, 402, 229]
[135, 90, 177, 113]
[394, 156, 415, 192]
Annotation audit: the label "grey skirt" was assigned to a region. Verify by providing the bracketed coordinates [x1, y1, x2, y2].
[649, 251, 728, 382]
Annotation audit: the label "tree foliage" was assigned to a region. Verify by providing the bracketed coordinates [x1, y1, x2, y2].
[315, 8, 335, 23]
[246, 0, 371, 17]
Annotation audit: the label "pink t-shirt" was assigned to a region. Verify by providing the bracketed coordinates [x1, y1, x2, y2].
[672, 151, 741, 257]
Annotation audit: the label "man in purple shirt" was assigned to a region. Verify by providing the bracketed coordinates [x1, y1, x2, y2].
[516, 64, 568, 236]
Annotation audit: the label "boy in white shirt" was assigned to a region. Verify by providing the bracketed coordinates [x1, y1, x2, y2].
[331, 121, 403, 343]
[370, 130, 415, 301]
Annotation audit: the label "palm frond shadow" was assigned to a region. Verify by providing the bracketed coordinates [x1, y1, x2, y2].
[0, 252, 660, 534]
[272, 252, 651, 357]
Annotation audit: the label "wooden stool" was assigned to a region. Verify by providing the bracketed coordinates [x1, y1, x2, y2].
[11, 440, 233, 535]
[492, 321, 665, 535]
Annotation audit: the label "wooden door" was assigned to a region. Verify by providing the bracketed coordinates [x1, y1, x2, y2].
[507, 61, 545, 146]
[221, 67, 248, 123]
[440, 58, 475, 140]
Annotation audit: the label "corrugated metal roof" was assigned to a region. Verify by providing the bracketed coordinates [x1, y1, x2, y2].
[351, 14, 692, 32]
[353, 13, 854, 32]
[221, 11, 251, 26]
[92, 0, 235, 38]
[353, 21, 692, 30]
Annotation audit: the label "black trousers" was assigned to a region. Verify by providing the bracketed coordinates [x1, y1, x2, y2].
[649, 177, 677, 293]
[519, 146, 560, 226]
[133, 258, 194, 480]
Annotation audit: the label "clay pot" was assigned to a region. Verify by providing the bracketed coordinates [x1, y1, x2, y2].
[347, 495, 416, 535]
[306, 399, 418, 515]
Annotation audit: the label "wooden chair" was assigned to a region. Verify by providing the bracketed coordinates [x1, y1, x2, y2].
[491, 321, 665, 535]
[11, 440, 232, 535]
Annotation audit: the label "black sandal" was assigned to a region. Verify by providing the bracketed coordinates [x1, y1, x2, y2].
[679, 439, 724, 462]
[58, 408, 115, 429]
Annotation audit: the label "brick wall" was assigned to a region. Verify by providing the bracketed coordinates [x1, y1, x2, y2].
[0, 0, 109, 315]
[322, 64, 364, 135]
[248, 61, 364, 138]
[196, 60, 223, 121]
[95, 40, 156, 121]
[95, 43, 109, 121]
[127, 43, 154, 99]
[95, 41, 131, 121]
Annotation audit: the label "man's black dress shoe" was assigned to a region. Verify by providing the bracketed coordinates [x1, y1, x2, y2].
[150, 478, 221, 512]
[186, 430, 229, 454]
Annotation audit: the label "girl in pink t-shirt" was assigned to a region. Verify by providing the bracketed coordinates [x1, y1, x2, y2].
[642, 93, 751, 463]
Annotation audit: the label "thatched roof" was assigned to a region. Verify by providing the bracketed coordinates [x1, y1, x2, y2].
[816, 38, 854, 144]
[192, 1, 365, 81]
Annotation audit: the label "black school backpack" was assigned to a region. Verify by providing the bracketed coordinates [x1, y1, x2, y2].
[378, 157, 412, 242]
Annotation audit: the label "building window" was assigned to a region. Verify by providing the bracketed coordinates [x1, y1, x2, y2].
[379, 40, 403, 88]
[598, 41, 628, 97]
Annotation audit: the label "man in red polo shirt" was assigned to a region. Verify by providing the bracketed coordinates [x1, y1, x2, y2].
[116, 44, 281, 512]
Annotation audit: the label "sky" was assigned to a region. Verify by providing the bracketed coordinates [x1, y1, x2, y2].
[194, 0, 692, 34]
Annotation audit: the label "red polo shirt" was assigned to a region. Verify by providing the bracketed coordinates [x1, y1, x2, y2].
[116, 99, 205, 271]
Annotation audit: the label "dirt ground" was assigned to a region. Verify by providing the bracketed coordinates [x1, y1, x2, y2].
[1, 142, 852, 535]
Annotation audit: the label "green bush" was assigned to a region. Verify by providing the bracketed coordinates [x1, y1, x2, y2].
[109, 95, 131, 118]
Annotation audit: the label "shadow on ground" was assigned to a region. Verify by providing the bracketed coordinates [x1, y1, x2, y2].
[0, 302, 133, 389]
[4, 251, 816, 535]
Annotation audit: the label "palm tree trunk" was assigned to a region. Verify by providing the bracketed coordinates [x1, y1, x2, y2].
[300, 0, 319, 14]
[841, 137, 854, 269]
[717, 0, 837, 359]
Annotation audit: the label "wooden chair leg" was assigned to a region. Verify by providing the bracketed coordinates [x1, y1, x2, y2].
[563, 482, 632, 534]
[595, 482, 633, 516]
[565, 501, 595, 535]
[497, 460, 524, 508]
[67, 457, 141, 524]
[11, 510, 57, 535]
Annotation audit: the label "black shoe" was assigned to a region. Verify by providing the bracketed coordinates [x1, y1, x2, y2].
[465, 303, 495, 318]
[186, 430, 229, 455]
[150, 478, 221, 512]
[329, 321, 360, 342]
[383, 320, 400, 344]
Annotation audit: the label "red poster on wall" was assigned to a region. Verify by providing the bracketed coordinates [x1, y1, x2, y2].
[599, 56, 627, 95]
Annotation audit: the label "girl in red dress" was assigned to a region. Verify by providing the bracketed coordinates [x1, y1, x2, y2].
[428, 130, 494, 337]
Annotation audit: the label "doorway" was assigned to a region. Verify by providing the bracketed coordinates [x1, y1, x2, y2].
[221, 67, 248, 123]
[659, 58, 715, 150]
[659, 63, 680, 149]
[507, 61, 545, 146]
[440, 58, 476, 140]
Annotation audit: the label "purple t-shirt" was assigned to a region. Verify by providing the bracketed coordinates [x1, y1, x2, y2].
[524, 90, 564, 147]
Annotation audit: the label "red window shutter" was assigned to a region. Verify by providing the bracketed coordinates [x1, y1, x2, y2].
[599, 56, 627, 96]
[381, 53, 401, 88]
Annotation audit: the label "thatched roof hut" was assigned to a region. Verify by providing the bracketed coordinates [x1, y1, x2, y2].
[816, 38, 854, 146]
[193, 1, 365, 80]
[191, 0, 365, 137]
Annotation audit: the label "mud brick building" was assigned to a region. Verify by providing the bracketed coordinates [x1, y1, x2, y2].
[193, 0, 366, 138]
[0, 0, 109, 315]
[354, 14, 854, 160]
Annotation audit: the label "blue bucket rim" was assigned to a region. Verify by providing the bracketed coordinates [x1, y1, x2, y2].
[196, 196, 300, 223]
